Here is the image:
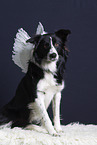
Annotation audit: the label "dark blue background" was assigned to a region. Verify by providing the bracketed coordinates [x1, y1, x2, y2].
[0, 0, 97, 125]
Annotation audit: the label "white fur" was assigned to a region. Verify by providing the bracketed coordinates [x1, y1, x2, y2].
[41, 60, 57, 73]
[28, 59, 64, 135]
[52, 92, 62, 132]
[37, 73, 64, 109]
[36, 73, 64, 135]
[47, 37, 59, 61]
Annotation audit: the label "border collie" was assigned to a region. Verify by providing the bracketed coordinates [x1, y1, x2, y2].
[0, 27, 71, 136]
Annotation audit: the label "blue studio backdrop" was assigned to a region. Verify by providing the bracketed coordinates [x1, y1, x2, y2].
[0, 0, 97, 125]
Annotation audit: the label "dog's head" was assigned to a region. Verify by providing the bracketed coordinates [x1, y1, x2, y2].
[26, 29, 71, 65]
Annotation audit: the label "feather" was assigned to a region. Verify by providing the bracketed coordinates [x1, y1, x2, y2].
[12, 28, 34, 73]
[12, 22, 47, 73]
[36, 22, 47, 35]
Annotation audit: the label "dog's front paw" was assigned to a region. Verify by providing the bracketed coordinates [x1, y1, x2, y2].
[49, 131, 60, 137]
[48, 128, 56, 135]
[54, 125, 63, 133]
[47, 126, 60, 136]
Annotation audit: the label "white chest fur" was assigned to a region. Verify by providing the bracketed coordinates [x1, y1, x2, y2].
[37, 72, 64, 109]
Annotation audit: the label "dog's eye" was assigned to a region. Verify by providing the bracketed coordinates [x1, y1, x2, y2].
[55, 43, 59, 47]
[44, 45, 47, 48]
[44, 43, 49, 48]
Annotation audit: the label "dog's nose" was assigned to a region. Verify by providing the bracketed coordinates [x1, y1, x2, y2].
[49, 53, 57, 59]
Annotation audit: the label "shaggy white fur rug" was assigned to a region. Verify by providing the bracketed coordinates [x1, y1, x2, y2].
[0, 123, 97, 145]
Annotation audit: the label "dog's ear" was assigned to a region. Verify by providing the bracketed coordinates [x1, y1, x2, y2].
[26, 35, 41, 45]
[55, 29, 71, 42]
[55, 29, 71, 62]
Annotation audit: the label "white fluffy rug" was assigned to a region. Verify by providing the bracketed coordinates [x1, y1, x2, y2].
[0, 123, 97, 145]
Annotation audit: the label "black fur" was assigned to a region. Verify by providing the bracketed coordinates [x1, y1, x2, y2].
[0, 29, 71, 128]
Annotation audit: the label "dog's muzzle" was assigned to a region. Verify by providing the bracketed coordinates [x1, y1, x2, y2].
[47, 37, 59, 61]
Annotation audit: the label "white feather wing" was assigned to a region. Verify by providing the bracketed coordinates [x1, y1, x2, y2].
[12, 22, 47, 73]
[36, 22, 47, 35]
[12, 28, 35, 73]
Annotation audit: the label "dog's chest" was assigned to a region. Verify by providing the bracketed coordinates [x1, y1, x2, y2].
[37, 72, 64, 108]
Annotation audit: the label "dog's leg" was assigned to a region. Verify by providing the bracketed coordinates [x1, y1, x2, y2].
[52, 92, 62, 133]
[34, 98, 57, 136]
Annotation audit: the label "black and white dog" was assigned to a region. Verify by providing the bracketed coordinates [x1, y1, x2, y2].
[0, 27, 71, 136]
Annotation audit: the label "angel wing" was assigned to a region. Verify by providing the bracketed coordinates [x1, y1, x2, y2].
[36, 22, 47, 35]
[12, 22, 47, 73]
